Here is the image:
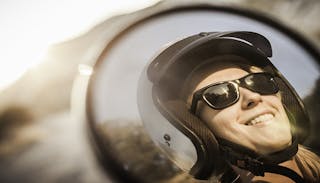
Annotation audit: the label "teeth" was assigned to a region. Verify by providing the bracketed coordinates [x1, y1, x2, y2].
[246, 114, 273, 126]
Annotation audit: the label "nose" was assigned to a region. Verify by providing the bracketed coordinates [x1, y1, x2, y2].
[239, 87, 262, 109]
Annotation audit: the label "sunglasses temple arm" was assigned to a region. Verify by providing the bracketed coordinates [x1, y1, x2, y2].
[190, 93, 201, 114]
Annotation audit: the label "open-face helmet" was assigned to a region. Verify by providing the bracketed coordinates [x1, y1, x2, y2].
[137, 31, 310, 181]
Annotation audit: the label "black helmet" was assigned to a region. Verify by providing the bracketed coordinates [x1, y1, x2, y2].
[137, 31, 310, 180]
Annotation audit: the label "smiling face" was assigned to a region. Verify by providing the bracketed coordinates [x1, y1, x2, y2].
[188, 66, 292, 155]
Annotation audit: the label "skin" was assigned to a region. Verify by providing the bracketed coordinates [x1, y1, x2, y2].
[191, 67, 292, 155]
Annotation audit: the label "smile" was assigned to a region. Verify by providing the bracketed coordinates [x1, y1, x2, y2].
[245, 113, 274, 126]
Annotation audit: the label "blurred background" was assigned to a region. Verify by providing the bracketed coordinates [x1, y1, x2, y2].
[0, 0, 319, 182]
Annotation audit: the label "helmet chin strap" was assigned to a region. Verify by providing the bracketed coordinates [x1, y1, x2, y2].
[217, 135, 305, 183]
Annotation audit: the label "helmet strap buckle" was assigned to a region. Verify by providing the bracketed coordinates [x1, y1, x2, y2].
[237, 156, 265, 176]
[220, 145, 265, 176]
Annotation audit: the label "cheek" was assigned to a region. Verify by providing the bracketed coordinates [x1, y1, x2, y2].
[265, 93, 282, 105]
[262, 95, 291, 126]
[199, 105, 239, 134]
[263, 95, 286, 113]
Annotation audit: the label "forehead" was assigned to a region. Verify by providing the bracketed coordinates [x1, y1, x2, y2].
[195, 67, 249, 91]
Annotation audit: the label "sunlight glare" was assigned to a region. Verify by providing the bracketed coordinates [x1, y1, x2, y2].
[0, 0, 160, 91]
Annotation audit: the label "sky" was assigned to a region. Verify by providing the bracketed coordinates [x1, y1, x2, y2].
[0, 0, 160, 91]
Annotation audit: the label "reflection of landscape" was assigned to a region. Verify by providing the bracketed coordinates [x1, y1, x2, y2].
[97, 121, 204, 183]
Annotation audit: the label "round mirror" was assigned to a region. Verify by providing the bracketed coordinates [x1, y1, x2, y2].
[79, 3, 320, 183]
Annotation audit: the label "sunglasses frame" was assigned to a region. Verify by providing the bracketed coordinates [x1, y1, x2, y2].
[190, 72, 279, 114]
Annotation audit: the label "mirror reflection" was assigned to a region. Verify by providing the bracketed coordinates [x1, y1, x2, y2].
[87, 7, 320, 183]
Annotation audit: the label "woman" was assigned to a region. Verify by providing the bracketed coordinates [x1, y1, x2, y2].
[183, 56, 320, 182]
[137, 31, 320, 182]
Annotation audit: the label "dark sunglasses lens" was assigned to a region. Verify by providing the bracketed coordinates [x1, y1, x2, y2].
[245, 73, 278, 94]
[203, 83, 238, 109]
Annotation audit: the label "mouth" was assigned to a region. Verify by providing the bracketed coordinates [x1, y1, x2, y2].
[244, 113, 274, 126]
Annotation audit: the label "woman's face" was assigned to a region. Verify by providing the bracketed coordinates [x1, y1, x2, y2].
[192, 67, 292, 155]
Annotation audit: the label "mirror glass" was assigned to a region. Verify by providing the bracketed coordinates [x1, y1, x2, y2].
[86, 7, 320, 182]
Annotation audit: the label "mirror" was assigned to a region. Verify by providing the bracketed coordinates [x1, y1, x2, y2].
[82, 3, 320, 183]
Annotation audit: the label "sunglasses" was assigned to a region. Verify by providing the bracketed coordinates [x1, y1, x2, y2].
[190, 72, 279, 114]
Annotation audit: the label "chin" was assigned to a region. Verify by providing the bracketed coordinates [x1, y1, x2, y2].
[257, 136, 292, 155]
